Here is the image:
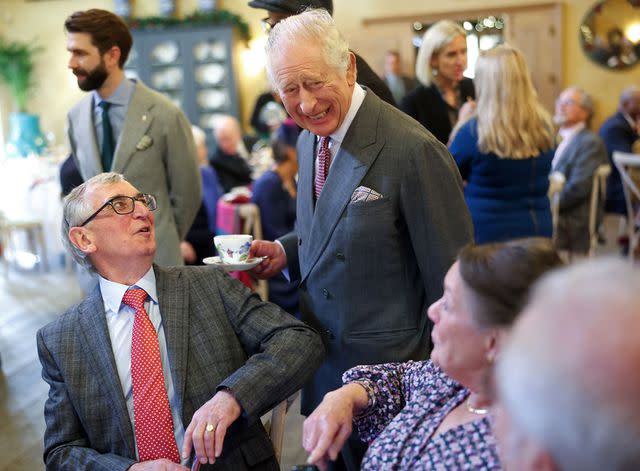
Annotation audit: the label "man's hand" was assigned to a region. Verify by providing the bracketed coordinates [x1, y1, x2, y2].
[181, 390, 242, 466]
[180, 241, 197, 264]
[302, 384, 368, 470]
[129, 459, 188, 470]
[249, 240, 287, 279]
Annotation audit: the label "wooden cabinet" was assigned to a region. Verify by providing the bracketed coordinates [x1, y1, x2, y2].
[125, 24, 240, 131]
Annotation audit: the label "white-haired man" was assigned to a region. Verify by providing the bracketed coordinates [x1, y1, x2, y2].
[552, 86, 608, 255]
[38, 172, 323, 470]
[250, 9, 473, 470]
[495, 258, 640, 471]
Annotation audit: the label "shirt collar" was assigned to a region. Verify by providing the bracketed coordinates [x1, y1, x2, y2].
[559, 121, 585, 140]
[325, 84, 366, 146]
[99, 266, 158, 313]
[93, 77, 135, 108]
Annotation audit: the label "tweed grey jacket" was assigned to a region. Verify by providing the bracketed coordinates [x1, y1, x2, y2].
[37, 264, 324, 470]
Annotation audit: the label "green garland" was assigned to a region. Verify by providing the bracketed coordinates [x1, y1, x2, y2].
[127, 10, 251, 42]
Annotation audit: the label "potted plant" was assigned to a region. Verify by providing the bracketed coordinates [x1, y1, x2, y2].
[0, 36, 45, 157]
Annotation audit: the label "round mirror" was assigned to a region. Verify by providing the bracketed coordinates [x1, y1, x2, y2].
[580, 0, 640, 70]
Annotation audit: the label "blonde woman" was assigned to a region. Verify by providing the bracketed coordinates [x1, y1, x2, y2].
[449, 44, 555, 243]
[401, 20, 475, 144]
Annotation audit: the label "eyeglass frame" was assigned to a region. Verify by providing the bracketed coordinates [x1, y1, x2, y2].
[78, 193, 157, 227]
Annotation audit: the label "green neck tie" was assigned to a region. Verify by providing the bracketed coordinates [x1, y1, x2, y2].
[99, 101, 114, 171]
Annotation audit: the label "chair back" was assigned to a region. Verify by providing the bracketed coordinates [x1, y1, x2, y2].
[612, 151, 640, 261]
[588, 164, 611, 257]
[548, 171, 566, 246]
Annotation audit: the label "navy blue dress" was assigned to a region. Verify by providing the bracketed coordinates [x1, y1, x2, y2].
[449, 118, 553, 243]
[252, 170, 299, 316]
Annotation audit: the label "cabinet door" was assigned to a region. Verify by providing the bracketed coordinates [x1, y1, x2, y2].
[125, 25, 240, 130]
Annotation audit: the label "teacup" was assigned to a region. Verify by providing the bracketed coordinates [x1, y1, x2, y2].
[214, 235, 253, 264]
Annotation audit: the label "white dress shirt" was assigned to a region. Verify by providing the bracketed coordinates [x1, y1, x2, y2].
[99, 267, 186, 464]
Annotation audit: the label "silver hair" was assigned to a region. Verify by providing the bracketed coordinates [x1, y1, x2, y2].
[264, 8, 350, 90]
[191, 124, 206, 148]
[620, 85, 640, 107]
[61, 172, 126, 272]
[497, 257, 640, 471]
[415, 20, 466, 87]
[566, 86, 594, 116]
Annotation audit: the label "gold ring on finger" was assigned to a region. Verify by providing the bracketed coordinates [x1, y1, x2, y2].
[205, 423, 214, 432]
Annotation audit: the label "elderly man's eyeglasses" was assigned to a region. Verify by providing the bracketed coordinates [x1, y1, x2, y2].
[79, 193, 157, 227]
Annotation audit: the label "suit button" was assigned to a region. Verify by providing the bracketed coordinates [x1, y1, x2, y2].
[298, 238, 302, 246]
[322, 288, 330, 299]
[335, 251, 345, 261]
[326, 329, 335, 340]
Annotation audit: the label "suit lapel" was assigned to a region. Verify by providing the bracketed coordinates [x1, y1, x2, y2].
[76, 288, 136, 456]
[112, 82, 154, 174]
[155, 265, 189, 417]
[301, 92, 384, 280]
[74, 96, 103, 178]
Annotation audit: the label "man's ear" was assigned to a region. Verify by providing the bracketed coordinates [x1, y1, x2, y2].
[104, 45, 122, 70]
[346, 52, 357, 86]
[68, 227, 96, 255]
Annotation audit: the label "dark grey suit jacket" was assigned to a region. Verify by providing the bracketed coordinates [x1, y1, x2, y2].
[554, 128, 608, 253]
[37, 265, 324, 470]
[66, 81, 201, 267]
[281, 90, 473, 414]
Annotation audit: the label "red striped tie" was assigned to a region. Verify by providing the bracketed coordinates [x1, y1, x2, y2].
[315, 136, 331, 200]
[123, 288, 180, 463]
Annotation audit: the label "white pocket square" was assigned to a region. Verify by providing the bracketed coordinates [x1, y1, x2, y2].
[136, 135, 153, 151]
[350, 186, 383, 203]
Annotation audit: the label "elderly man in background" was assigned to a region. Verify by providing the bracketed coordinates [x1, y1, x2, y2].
[210, 115, 253, 193]
[248, 0, 397, 107]
[65, 9, 200, 267]
[250, 9, 473, 470]
[552, 87, 608, 255]
[37, 172, 324, 470]
[495, 258, 640, 471]
[599, 86, 640, 216]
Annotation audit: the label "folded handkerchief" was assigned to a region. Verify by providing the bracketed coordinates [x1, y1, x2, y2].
[136, 135, 153, 151]
[350, 186, 383, 203]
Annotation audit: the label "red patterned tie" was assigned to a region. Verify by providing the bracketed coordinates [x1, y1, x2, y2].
[122, 288, 180, 463]
[314, 136, 331, 200]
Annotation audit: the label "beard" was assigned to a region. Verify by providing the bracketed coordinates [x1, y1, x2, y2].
[74, 60, 109, 91]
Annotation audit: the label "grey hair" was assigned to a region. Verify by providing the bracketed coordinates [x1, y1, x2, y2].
[264, 8, 350, 90]
[61, 172, 126, 272]
[415, 20, 466, 87]
[496, 258, 640, 471]
[565, 86, 595, 122]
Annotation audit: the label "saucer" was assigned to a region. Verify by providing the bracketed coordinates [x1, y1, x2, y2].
[203, 256, 265, 271]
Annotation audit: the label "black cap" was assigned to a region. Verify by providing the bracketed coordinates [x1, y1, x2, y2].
[248, 0, 333, 15]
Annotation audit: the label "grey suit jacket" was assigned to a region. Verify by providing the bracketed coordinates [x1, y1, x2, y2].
[67, 81, 201, 267]
[554, 129, 608, 253]
[37, 264, 324, 471]
[280, 90, 473, 414]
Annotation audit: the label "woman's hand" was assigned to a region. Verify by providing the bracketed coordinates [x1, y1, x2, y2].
[302, 383, 369, 470]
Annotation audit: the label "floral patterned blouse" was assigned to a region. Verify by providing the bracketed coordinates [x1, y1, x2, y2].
[343, 360, 501, 470]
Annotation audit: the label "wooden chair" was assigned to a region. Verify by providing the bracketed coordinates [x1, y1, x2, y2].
[548, 171, 566, 247]
[612, 151, 640, 261]
[588, 164, 611, 257]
